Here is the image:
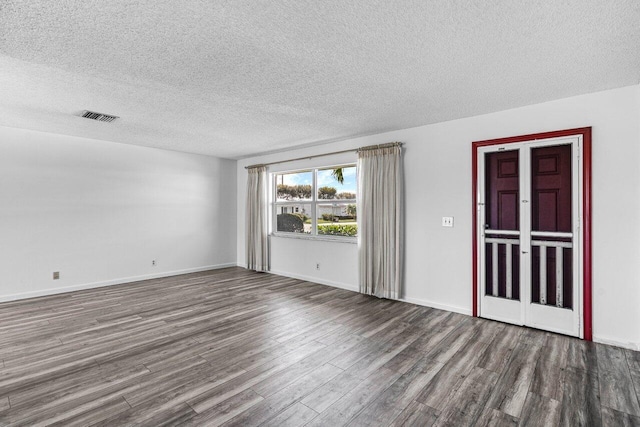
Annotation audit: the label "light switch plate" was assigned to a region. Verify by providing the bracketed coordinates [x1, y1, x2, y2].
[442, 217, 454, 227]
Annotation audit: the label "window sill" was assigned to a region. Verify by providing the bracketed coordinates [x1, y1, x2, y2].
[270, 232, 357, 244]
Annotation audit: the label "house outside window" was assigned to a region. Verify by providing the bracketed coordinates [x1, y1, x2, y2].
[273, 165, 357, 238]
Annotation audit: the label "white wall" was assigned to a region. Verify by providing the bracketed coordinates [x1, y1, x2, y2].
[0, 126, 237, 301]
[237, 84, 640, 350]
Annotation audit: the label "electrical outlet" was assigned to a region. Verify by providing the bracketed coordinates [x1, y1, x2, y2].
[53, 271, 60, 280]
[316, 263, 320, 270]
[442, 217, 454, 227]
[152, 260, 156, 267]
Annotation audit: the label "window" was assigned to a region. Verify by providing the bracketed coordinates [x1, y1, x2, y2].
[273, 165, 357, 238]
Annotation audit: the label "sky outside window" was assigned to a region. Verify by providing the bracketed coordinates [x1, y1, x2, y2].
[279, 171, 312, 186]
[317, 166, 357, 196]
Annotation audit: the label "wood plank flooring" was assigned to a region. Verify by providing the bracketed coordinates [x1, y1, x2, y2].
[0, 267, 639, 426]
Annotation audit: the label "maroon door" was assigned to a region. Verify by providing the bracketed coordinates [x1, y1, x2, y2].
[474, 127, 592, 339]
[486, 150, 519, 231]
[484, 150, 520, 300]
[531, 145, 573, 308]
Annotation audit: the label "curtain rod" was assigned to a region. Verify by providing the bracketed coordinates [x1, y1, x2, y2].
[245, 142, 402, 169]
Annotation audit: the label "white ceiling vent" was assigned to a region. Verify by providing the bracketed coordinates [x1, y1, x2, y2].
[80, 110, 119, 123]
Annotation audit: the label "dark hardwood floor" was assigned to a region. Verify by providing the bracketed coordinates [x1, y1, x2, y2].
[1, 267, 639, 426]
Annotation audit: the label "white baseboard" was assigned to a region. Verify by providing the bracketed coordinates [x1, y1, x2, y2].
[267, 269, 472, 316]
[0, 263, 237, 303]
[399, 296, 472, 316]
[593, 335, 640, 351]
[268, 270, 359, 293]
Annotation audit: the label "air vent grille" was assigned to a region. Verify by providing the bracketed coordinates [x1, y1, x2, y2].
[81, 110, 119, 123]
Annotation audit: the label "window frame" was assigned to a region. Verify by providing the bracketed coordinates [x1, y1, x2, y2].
[271, 164, 357, 242]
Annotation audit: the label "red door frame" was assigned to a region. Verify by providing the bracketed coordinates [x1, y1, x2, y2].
[472, 127, 592, 340]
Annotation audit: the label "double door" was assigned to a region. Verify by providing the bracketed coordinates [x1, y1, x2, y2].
[477, 136, 583, 337]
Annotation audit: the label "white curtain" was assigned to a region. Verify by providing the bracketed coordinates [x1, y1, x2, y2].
[357, 143, 403, 299]
[246, 166, 269, 271]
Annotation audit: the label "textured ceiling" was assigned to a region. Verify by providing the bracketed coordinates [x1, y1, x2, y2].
[1, 1, 639, 158]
